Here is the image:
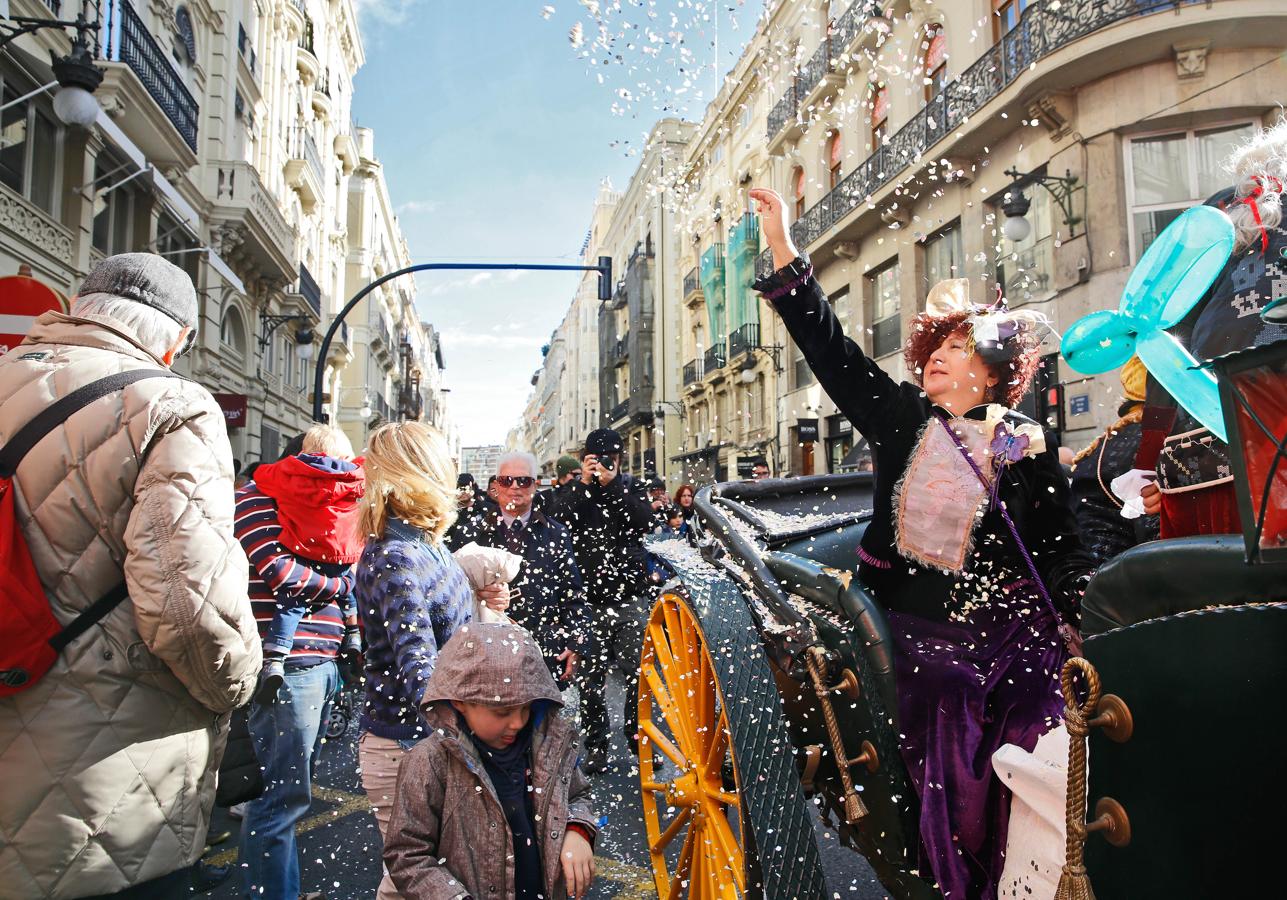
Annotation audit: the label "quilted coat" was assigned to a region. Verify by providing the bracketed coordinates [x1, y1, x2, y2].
[384, 623, 599, 900]
[0, 311, 261, 899]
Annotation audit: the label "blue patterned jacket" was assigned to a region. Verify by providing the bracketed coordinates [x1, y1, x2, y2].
[355, 518, 473, 740]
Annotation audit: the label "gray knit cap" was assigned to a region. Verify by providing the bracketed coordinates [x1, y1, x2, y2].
[79, 252, 198, 330]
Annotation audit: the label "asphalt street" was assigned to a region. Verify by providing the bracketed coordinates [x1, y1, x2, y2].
[204, 676, 891, 899]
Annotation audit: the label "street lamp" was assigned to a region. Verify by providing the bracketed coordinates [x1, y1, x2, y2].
[1, 6, 104, 127]
[294, 328, 315, 361]
[738, 344, 784, 383]
[1001, 167, 1082, 242]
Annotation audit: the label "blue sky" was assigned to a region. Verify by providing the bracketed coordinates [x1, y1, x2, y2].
[352, 1, 762, 445]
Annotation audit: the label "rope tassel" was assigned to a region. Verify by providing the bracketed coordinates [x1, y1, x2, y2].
[1054, 657, 1101, 900]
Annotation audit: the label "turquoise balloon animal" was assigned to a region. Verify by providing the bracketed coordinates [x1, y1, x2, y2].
[1061, 205, 1235, 442]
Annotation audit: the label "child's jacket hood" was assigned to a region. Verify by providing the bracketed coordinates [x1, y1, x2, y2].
[421, 623, 563, 712]
[254, 453, 365, 563]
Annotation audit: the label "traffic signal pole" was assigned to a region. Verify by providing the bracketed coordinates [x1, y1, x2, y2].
[312, 258, 613, 422]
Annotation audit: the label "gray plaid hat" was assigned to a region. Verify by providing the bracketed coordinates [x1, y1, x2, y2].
[80, 252, 198, 330]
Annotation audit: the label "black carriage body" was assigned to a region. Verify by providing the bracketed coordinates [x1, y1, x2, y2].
[651, 473, 939, 900]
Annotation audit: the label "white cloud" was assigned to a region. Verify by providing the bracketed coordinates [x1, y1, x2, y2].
[353, 0, 420, 26]
[395, 200, 437, 216]
[438, 328, 544, 350]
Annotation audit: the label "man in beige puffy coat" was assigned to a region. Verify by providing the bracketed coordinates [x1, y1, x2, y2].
[0, 253, 261, 899]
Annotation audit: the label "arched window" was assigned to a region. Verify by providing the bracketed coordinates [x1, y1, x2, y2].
[174, 7, 197, 68]
[220, 305, 246, 356]
[828, 132, 843, 190]
[793, 166, 806, 218]
[922, 24, 947, 101]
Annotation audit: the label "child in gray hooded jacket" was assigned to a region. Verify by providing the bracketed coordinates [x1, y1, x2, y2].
[384, 623, 599, 900]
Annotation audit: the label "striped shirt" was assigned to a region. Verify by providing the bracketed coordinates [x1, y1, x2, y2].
[234, 483, 353, 667]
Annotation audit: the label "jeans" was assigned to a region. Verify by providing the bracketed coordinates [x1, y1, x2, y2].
[239, 660, 337, 900]
[264, 604, 308, 655]
[576, 596, 649, 751]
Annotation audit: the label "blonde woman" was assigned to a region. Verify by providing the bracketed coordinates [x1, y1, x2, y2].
[354, 422, 495, 897]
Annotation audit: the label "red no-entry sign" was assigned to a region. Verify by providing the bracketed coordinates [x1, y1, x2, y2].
[0, 276, 67, 354]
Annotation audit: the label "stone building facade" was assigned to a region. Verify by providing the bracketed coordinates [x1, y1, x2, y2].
[0, 0, 452, 465]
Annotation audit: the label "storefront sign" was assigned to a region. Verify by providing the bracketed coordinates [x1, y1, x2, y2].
[797, 418, 820, 442]
[736, 458, 756, 478]
[214, 393, 248, 429]
[0, 276, 66, 353]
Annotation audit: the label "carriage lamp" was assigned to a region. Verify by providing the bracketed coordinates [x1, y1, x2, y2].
[1211, 336, 1287, 564]
[293, 327, 315, 361]
[1, 5, 104, 128]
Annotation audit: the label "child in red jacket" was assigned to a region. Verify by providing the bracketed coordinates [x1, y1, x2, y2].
[251, 425, 365, 700]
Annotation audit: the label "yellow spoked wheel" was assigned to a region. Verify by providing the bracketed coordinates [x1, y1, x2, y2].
[639, 592, 748, 899]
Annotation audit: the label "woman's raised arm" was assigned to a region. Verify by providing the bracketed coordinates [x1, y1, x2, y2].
[751, 188, 903, 440]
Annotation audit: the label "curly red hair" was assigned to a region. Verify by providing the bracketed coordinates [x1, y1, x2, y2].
[903, 311, 1042, 409]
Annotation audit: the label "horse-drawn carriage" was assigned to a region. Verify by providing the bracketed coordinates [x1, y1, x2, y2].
[638, 470, 1287, 899]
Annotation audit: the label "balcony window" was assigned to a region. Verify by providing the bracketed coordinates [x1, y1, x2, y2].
[992, 0, 1031, 41]
[828, 131, 842, 190]
[924, 221, 963, 300]
[869, 259, 901, 359]
[995, 179, 1053, 303]
[869, 84, 888, 152]
[0, 73, 60, 215]
[1125, 121, 1256, 261]
[793, 166, 806, 218]
[156, 211, 201, 284]
[91, 153, 141, 255]
[922, 24, 947, 101]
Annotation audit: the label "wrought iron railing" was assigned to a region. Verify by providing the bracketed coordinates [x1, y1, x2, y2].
[683, 359, 700, 386]
[609, 400, 629, 423]
[297, 263, 321, 315]
[703, 342, 726, 375]
[757, 0, 1216, 277]
[728, 323, 760, 360]
[100, 0, 199, 151]
[683, 267, 700, 298]
[317, 70, 331, 98]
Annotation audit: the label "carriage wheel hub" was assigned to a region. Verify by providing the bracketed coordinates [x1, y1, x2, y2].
[666, 770, 701, 807]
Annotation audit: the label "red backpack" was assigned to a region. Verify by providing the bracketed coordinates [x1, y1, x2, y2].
[0, 370, 176, 696]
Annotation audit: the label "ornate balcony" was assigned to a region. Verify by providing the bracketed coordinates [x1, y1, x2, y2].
[210, 160, 298, 283]
[703, 342, 727, 380]
[757, 0, 1233, 278]
[297, 263, 321, 316]
[608, 400, 630, 425]
[683, 266, 702, 307]
[683, 358, 700, 387]
[99, 0, 200, 158]
[728, 323, 760, 361]
[285, 127, 324, 212]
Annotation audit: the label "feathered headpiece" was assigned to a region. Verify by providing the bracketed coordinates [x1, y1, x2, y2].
[924, 278, 1050, 363]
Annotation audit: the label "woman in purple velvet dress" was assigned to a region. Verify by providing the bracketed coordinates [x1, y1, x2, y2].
[749, 189, 1095, 899]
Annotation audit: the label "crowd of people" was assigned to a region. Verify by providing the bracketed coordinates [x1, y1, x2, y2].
[1, 120, 1280, 900]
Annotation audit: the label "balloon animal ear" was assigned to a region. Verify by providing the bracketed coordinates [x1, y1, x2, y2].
[1062, 205, 1235, 441]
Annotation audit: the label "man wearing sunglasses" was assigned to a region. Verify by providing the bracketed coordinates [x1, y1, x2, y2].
[473, 452, 590, 694]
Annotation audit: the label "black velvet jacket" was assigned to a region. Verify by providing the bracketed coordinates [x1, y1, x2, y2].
[755, 258, 1094, 621]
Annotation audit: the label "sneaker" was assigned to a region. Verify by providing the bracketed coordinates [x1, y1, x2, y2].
[583, 746, 609, 775]
[190, 860, 232, 893]
[255, 658, 285, 705]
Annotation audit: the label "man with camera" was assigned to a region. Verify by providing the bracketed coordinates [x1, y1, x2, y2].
[546, 428, 655, 773]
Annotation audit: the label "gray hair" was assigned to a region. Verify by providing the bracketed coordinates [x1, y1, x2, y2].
[72, 292, 186, 359]
[1226, 120, 1287, 254]
[496, 450, 539, 478]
